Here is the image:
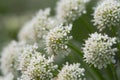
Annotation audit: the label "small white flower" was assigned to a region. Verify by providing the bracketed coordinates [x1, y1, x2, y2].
[57, 63, 86, 80]
[93, 0, 120, 31]
[19, 54, 58, 80]
[45, 24, 72, 56]
[56, 0, 90, 23]
[83, 32, 117, 69]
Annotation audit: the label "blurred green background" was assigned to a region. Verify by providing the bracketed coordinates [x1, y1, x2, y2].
[0, 0, 58, 52]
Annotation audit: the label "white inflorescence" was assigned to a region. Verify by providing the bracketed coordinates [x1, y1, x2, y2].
[93, 0, 120, 31]
[18, 8, 56, 45]
[56, 0, 90, 23]
[0, 41, 24, 75]
[57, 63, 86, 80]
[33, 8, 56, 39]
[45, 24, 72, 56]
[0, 73, 14, 80]
[19, 54, 58, 80]
[83, 32, 117, 69]
[18, 44, 38, 72]
[18, 19, 36, 43]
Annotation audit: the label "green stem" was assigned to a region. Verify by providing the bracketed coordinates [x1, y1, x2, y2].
[67, 42, 83, 57]
[110, 26, 119, 80]
[106, 67, 114, 80]
[109, 64, 118, 80]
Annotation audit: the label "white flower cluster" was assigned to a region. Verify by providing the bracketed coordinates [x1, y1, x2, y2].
[46, 24, 72, 56]
[0, 0, 92, 79]
[57, 63, 85, 80]
[83, 32, 117, 69]
[18, 19, 36, 43]
[93, 0, 120, 31]
[0, 41, 24, 75]
[0, 73, 14, 80]
[18, 44, 38, 72]
[33, 8, 56, 39]
[56, 0, 90, 23]
[18, 8, 56, 50]
[19, 53, 58, 80]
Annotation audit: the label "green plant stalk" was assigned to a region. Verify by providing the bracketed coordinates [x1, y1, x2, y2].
[110, 26, 119, 80]
[105, 67, 114, 80]
[109, 64, 118, 80]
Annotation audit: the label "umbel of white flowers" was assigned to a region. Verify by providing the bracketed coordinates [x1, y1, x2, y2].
[18, 8, 56, 52]
[93, 0, 120, 31]
[17, 44, 38, 72]
[83, 32, 117, 69]
[45, 24, 72, 56]
[18, 53, 58, 80]
[0, 41, 24, 76]
[0, 73, 14, 80]
[18, 8, 52, 42]
[56, 0, 90, 23]
[57, 63, 86, 80]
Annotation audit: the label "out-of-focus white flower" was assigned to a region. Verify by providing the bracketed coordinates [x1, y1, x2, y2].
[0, 41, 24, 75]
[19, 53, 58, 80]
[18, 44, 38, 72]
[18, 19, 36, 43]
[18, 8, 57, 52]
[33, 8, 56, 39]
[57, 63, 85, 80]
[56, 0, 90, 23]
[45, 24, 72, 56]
[83, 32, 117, 69]
[93, 0, 120, 31]
[0, 73, 14, 80]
